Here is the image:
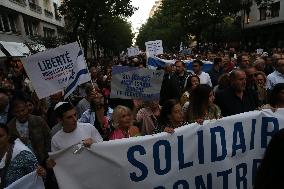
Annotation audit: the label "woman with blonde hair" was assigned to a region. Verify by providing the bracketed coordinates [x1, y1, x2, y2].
[109, 106, 140, 140]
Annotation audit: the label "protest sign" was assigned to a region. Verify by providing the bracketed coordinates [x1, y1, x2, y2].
[110, 66, 164, 100]
[50, 109, 284, 189]
[63, 49, 91, 99]
[22, 42, 89, 99]
[5, 171, 44, 189]
[145, 40, 163, 56]
[127, 47, 140, 57]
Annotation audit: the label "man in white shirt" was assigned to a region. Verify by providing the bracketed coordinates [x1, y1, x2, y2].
[267, 58, 284, 90]
[192, 59, 212, 87]
[51, 102, 103, 152]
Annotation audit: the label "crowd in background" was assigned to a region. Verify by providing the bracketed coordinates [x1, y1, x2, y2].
[0, 46, 284, 188]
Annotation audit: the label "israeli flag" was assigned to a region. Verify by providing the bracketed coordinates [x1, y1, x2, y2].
[64, 49, 91, 99]
[147, 56, 213, 73]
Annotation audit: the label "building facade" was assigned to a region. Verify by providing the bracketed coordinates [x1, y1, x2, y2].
[0, 0, 64, 41]
[243, 0, 284, 48]
[0, 0, 65, 69]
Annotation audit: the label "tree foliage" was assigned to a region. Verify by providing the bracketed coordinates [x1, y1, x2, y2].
[59, 0, 136, 57]
[136, 0, 243, 51]
[96, 17, 134, 55]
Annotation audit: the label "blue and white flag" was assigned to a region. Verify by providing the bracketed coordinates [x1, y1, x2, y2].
[64, 49, 91, 99]
[147, 56, 213, 73]
[22, 42, 90, 99]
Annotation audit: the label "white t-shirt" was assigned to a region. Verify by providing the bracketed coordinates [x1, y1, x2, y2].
[267, 70, 284, 90]
[196, 72, 212, 87]
[51, 123, 103, 152]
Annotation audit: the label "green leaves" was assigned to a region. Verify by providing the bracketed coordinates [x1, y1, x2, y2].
[59, 0, 136, 57]
[136, 0, 243, 50]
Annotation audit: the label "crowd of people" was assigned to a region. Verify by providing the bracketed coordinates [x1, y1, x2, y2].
[0, 47, 284, 188]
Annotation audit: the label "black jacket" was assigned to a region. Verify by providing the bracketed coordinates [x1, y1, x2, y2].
[159, 73, 181, 106]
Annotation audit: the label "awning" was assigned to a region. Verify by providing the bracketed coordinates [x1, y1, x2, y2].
[0, 49, 6, 58]
[0, 41, 30, 57]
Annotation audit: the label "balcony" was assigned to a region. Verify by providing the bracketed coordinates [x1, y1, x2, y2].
[9, 0, 27, 7]
[29, 2, 42, 14]
[44, 9, 54, 18]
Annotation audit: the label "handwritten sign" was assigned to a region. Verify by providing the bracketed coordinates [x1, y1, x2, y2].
[145, 40, 163, 56]
[127, 47, 140, 57]
[110, 66, 164, 100]
[21, 42, 81, 99]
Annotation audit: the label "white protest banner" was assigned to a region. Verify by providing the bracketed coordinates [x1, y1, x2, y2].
[145, 40, 163, 56]
[5, 171, 45, 189]
[127, 47, 140, 57]
[50, 109, 284, 189]
[110, 66, 164, 100]
[21, 42, 81, 99]
[63, 49, 91, 99]
[256, 49, 264, 55]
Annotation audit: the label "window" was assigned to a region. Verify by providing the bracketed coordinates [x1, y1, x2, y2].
[259, 7, 266, 21]
[0, 13, 17, 33]
[245, 11, 250, 24]
[0, 15, 4, 32]
[43, 27, 55, 38]
[43, 0, 50, 9]
[2, 15, 11, 32]
[24, 19, 38, 36]
[24, 19, 31, 35]
[53, 3, 58, 16]
[32, 23, 38, 35]
[271, 2, 280, 18]
[29, 0, 36, 4]
[8, 14, 16, 33]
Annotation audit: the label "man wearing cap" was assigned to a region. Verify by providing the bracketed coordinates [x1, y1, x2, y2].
[51, 102, 103, 152]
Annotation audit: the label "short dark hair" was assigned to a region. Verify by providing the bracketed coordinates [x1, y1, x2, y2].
[229, 69, 244, 80]
[85, 84, 94, 96]
[192, 59, 203, 66]
[175, 60, 185, 67]
[10, 97, 27, 111]
[213, 58, 222, 65]
[269, 83, 284, 107]
[54, 102, 74, 118]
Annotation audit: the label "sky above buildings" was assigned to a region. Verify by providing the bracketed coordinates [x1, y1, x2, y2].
[128, 0, 157, 34]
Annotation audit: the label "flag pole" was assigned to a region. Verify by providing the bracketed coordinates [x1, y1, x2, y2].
[63, 87, 74, 105]
[77, 36, 96, 89]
